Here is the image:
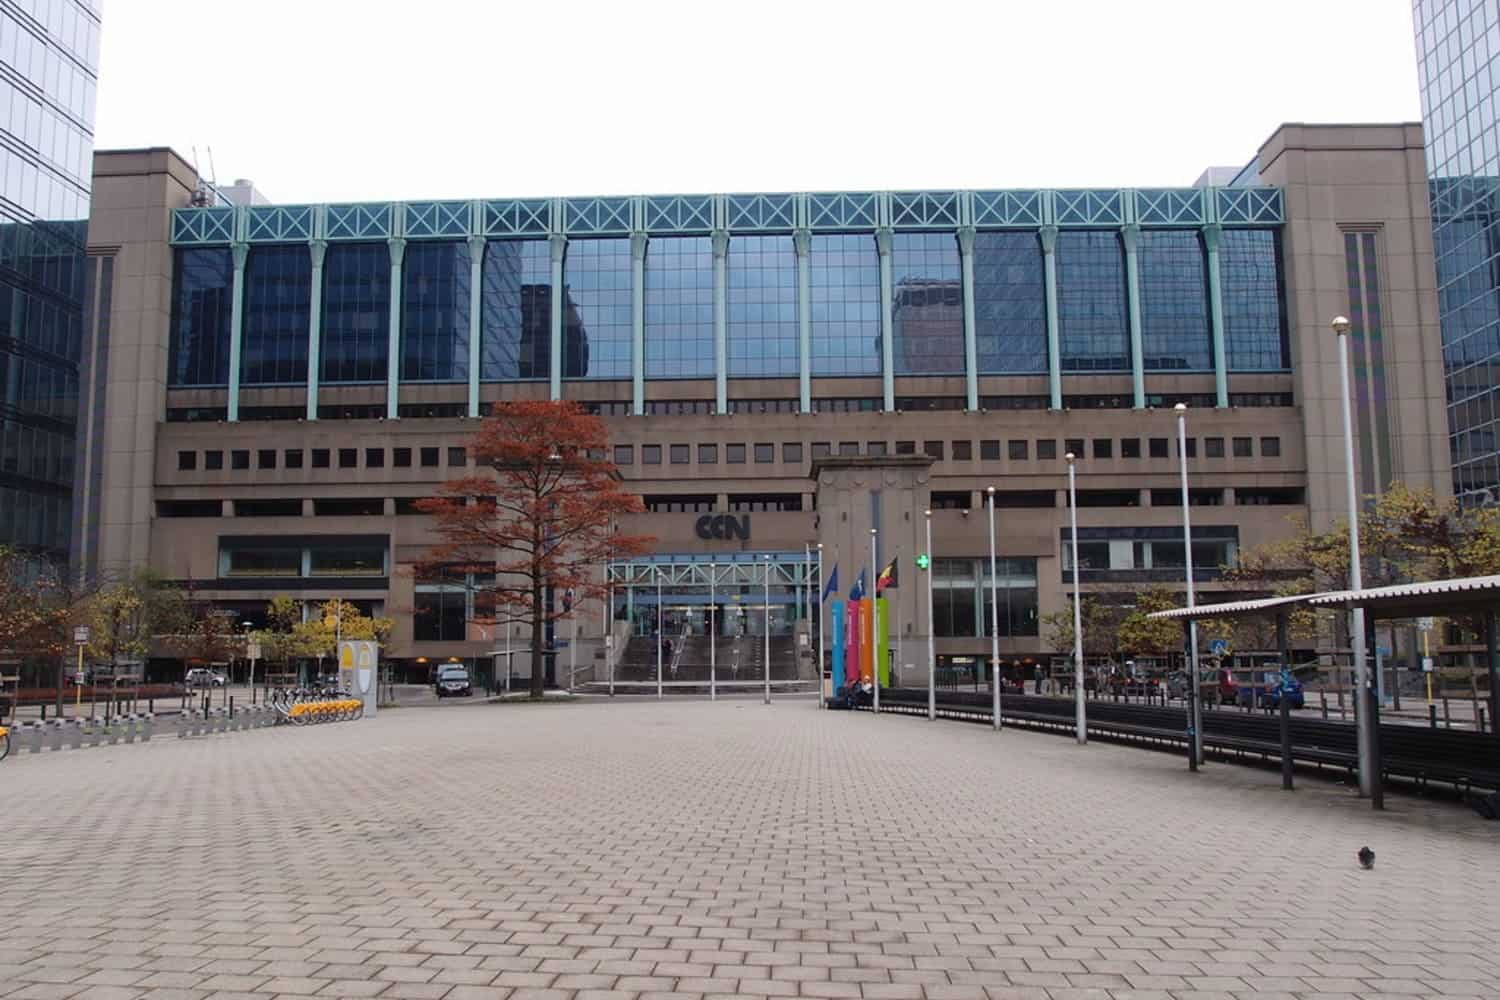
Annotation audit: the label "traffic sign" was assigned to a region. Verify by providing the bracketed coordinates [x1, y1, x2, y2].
[73, 626, 89, 645]
[1209, 639, 1228, 655]
[1418, 617, 1436, 631]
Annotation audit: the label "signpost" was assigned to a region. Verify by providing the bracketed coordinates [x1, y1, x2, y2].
[73, 626, 89, 719]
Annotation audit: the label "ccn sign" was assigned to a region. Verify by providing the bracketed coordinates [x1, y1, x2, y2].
[695, 514, 750, 541]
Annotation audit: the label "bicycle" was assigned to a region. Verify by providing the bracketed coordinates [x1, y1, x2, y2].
[0, 723, 9, 761]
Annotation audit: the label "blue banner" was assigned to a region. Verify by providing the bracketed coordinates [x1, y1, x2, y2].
[831, 600, 846, 691]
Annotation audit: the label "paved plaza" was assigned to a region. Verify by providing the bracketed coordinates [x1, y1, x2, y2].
[2, 698, 1498, 1000]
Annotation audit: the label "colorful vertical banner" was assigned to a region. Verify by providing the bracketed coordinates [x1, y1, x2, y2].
[847, 600, 863, 685]
[875, 597, 890, 689]
[859, 598, 874, 683]
[831, 600, 846, 691]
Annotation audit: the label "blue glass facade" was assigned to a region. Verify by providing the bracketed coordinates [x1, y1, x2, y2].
[0, 0, 99, 557]
[727, 235, 797, 377]
[564, 238, 632, 379]
[321, 242, 389, 383]
[481, 238, 549, 381]
[1055, 230, 1129, 371]
[645, 237, 713, 379]
[972, 232, 1046, 374]
[241, 245, 311, 385]
[168, 247, 233, 386]
[809, 234, 881, 377]
[1416, 0, 1500, 501]
[1138, 230, 1211, 371]
[891, 233, 963, 375]
[1220, 229, 1289, 371]
[402, 240, 469, 382]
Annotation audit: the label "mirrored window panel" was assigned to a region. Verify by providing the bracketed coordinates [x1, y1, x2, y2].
[402, 240, 470, 382]
[1056, 230, 1128, 371]
[891, 233, 962, 375]
[1221, 229, 1289, 371]
[728, 235, 798, 378]
[241, 244, 311, 385]
[169, 247, 232, 386]
[973, 232, 1045, 373]
[810, 234, 880, 377]
[563, 238, 632, 379]
[645, 236, 713, 378]
[1139, 229, 1210, 371]
[321, 242, 390, 383]
[481, 238, 550, 381]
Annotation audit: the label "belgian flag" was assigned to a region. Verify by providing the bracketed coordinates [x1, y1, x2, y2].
[876, 555, 898, 594]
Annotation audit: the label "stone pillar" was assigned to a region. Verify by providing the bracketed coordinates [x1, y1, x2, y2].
[549, 234, 567, 397]
[794, 228, 812, 413]
[305, 239, 327, 421]
[467, 235, 486, 417]
[876, 227, 895, 412]
[957, 226, 978, 411]
[1203, 224, 1229, 408]
[227, 242, 248, 422]
[385, 237, 406, 419]
[631, 232, 649, 416]
[712, 229, 729, 415]
[1122, 225, 1146, 409]
[1040, 226, 1062, 410]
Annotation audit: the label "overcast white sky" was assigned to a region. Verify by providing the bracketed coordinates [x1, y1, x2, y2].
[94, 0, 1423, 203]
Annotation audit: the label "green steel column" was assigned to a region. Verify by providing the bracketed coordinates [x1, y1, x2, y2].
[385, 237, 406, 419]
[876, 227, 895, 412]
[957, 226, 978, 411]
[227, 242, 248, 423]
[304, 239, 327, 421]
[1203, 223, 1229, 408]
[794, 228, 812, 413]
[1122, 225, 1146, 409]
[631, 232, 648, 416]
[549, 234, 566, 398]
[712, 230, 729, 415]
[466, 235, 485, 418]
[1040, 226, 1062, 409]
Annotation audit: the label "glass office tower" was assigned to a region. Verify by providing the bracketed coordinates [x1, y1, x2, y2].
[0, 0, 101, 558]
[1414, 0, 1500, 502]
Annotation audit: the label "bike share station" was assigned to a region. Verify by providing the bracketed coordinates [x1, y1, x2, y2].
[336, 639, 379, 719]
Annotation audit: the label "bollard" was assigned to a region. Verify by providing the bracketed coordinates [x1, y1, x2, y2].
[26, 722, 42, 753]
[106, 717, 120, 745]
[122, 714, 136, 744]
[87, 719, 105, 747]
[68, 718, 83, 749]
[40, 703, 47, 721]
[142, 713, 154, 742]
[1430, 704, 1439, 729]
[1480, 707, 1488, 734]
[1444, 696, 1452, 729]
[176, 713, 190, 739]
[1320, 689, 1328, 720]
[47, 719, 65, 752]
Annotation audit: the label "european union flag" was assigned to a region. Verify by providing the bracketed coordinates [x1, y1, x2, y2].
[849, 569, 868, 602]
[821, 563, 839, 602]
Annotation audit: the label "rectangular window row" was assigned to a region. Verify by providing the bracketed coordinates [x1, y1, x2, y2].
[177, 446, 468, 472]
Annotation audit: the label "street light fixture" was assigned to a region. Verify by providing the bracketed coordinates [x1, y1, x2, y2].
[1174, 403, 1203, 771]
[1065, 452, 1086, 745]
[986, 485, 1001, 731]
[1332, 314, 1376, 800]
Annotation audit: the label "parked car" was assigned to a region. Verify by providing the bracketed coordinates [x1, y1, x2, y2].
[1235, 670, 1306, 710]
[1166, 668, 1237, 706]
[185, 668, 226, 689]
[435, 666, 473, 698]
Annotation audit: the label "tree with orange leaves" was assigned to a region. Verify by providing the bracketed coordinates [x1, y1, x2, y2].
[416, 401, 652, 698]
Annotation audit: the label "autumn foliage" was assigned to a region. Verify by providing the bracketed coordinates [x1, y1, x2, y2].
[416, 401, 651, 697]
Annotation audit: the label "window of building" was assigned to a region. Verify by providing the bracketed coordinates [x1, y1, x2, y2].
[313, 498, 384, 516]
[810, 234, 881, 376]
[1149, 438, 1169, 459]
[1236, 487, 1304, 505]
[169, 247, 234, 387]
[728, 235, 798, 377]
[932, 557, 1040, 638]
[931, 491, 971, 510]
[782, 443, 802, 464]
[1204, 437, 1225, 458]
[670, 444, 690, 465]
[1036, 439, 1056, 460]
[992, 490, 1055, 508]
[951, 440, 972, 461]
[1065, 439, 1084, 457]
[366, 448, 384, 468]
[892, 232, 963, 375]
[482, 238, 551, 380]
[233, 499, 302, 517]
[923, 440, 944, 460]
[1121, 438, 1141, 459]
[1008, 440, 1028, 461]
[727, 444, 747, 463]
[157, 500, 221, 518]
[642, 445, 662, 465]
[413, 590, 467, 641]
[1093, 439, 1112, 459]
[698, 444, 718, 464]
[614, 445, 633, 466]
[204, 450, 223, 471]
[241, 245, 311, 385]
[321, 242, 391, 383]
[1260, 436, 1281, 457]
[1056, 230, 1128, 371]
[1150, 488, 1223, 506]
[419, 447, 439, 468]
[285, 449, 304, 469]
[866, 441, 887, 457]
[258, 449, 276, 470]
[395, 497, 432, 515]
[177, 450, 196, 471]
[810, 442, 830, 459]
[895, 441, 916, 455]
[729, 494, 803, 512]
[980, 440, 1001, 461]
[646, 236, 714, 379]
[1179, 438, 1197, 459]
[313, 448, 331, 469]
[1221, 229, 1289, 371]
[402, 240, 469, 383]
[447, 447, 466, 467]
[645, 494, 716, 513]
[973, 232, 1046, 374]
[223, 546, 303, 577]
[1138, 229, 1211, 371]
[392, 447, 411, 468]
[1232, 437, 1253, 458]
[562, 238, 632, 379]
[231, 449, 250, 470]
[338, 448, 358, 469]
[754, 443, 774, 463]
[310, 545, 388, 576]
[838, 441, 859, 457]
[1074, 490, 1140, 507]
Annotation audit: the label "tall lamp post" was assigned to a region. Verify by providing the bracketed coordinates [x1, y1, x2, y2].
[1332, 315, 1376, 800]
[925, 510, 936, 721]
[869, 526, 879, 714]
[987, 485, 1002, 731]
[762, 554, 771, 705]
[815, 544, 825, 709]
[1065, 452, 1086, 745]
[1174, 403, 1203, 771]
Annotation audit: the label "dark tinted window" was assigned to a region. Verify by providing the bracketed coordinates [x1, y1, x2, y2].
[891, 233, 962, 375]
[1093, 439, 1112, 459]
[980, 440, 1001, 460]
[204, 450, 223, 471]
[285, 449, 304, 469]
[698, 444, 718, 464]
[1056, 230, 1127, 371]
[726, 444, 746, 464]
[339, 448, 358, 468]
[1260, 436, 1281, 457]
[366, 448, 385, 468]
[258, 449, 276, 469]
[1008, 440, 1028, 461]
[782, 443, 803, 463]
[322, 242, 390, 383]
[481, 239, 551, 380]
[313, 448, 331, 468]
[641, 445, 661, 465]
[1205, 437, 1225, 458]
[1139, 229, 1210, 371]
[169, 247, 233, 387]
[420, 447, 439, 467]
[1036, 440, 1056, 460]
[1233, 437, 1253, 458]
[670, 444, 690, 464]
[754, 444, 774, 463]
[242, 245, 311, 385]
[393, 447, 411, 467]
[402, 240, 469, 382]
[1149, 438, 1169, 458]
[1121, 438, 1141, 459]
[974, 232, 1045, 373]
[614, 445, 633, 465]
[646, 237, 713, 378]
[728, 235, 798, 376]
[177, 450, 196, 471]
[231, 449, 250, 470]
[951, 440, 972, 461]
[448, 447, 466, 467]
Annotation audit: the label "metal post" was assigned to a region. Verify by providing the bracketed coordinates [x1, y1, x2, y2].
[385, 237, 405, 419]
[568, 613, 576, 693]
[925, 511, 936, 722]
[1332, 317, 1374, 798]
[305, 239, 327, 420]
[985, 487, 1003, 730]
[1277, 610, 1293, 791]
[763, 555, 771, 705]
[466, 233, 485, 417]
[504, 626, 512, 695]
[605, 547, 614, 698]
[1365, 615, 1384, 809]
[805, 544, 817, 707]
[957, 226, 979, 411]
[227, 241, 248, 422]
[816, 545, 825, 707]
[1487, 609, 1499, 738]
[875, 228, 895, 412]
[870, 528, 880, 714]
[1040, 226, 1062, 410]
[656, 571, 663, 701]
[1176, 404, 1203, 769]
[1066, 453, 1085, 744]
[710, 562, 717, 702]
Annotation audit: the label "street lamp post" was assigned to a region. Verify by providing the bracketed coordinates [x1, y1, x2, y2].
[925, 510, 936, 722]
[1332, 315, 1376, 801]
[869, 527, 879, 714]
[987, 485, 1002, 731]
[656, 570, 664, 701]
[763, 554, 771, 705]
[1175, 403, 1203, 771]
[709, 562, 717, 702]
[1065, 452, 1086, 745]
[816, 544, 825, 709]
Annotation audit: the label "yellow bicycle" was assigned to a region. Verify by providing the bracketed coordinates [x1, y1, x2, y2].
[0, 724, 10, 761]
